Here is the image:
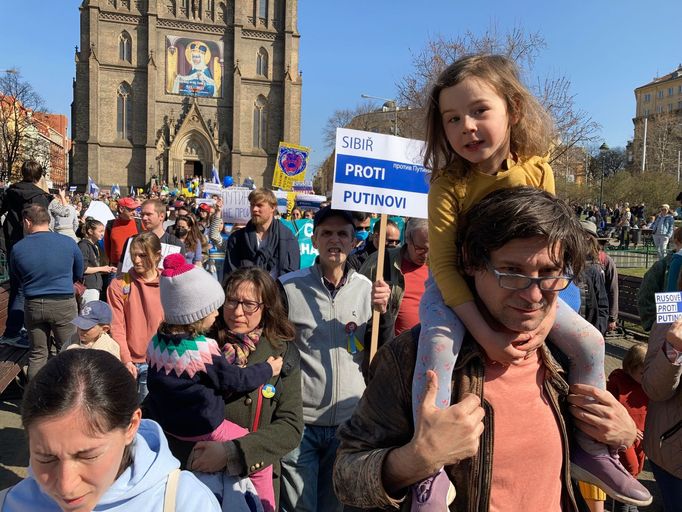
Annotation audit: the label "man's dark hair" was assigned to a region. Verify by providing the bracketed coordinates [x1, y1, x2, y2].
[459, 187, 586, 277]
[372, 219, 399, 235]
[21, 160, 44, 183]
[351, 211, 370, 223]
[22, 204, 50, 225]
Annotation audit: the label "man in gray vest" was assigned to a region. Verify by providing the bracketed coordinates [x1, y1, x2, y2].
[278, 206, 389, 512]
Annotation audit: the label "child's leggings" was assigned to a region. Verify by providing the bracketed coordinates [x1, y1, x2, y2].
[413, 274, 606, 425]
[173, 419, 275, 512]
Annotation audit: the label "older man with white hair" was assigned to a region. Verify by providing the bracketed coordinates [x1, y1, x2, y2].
[651, 203, 674, 259]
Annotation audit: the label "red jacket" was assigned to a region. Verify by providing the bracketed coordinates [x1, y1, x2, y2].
[607, 368, 649, 476]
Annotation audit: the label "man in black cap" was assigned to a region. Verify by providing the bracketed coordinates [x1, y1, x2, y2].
[278, 206, 389, 512]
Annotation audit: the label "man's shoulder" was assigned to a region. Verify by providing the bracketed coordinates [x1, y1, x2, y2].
[279, 266, 313, 285]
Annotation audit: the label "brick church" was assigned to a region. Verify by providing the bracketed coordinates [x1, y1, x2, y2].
[70, 0, 302, 189]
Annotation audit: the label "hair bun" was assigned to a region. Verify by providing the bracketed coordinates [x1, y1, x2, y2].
[162, 253, 193, 277]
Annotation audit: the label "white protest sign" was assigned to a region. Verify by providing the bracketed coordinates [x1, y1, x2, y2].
[120, 242, 182, 273]
[654, 292, 682, 323]
[203, 183, 223, 196]
[221, 187, 252, 223]
[274, 190, 289, 215]
[331, 128, 429, 218]
[83, 200, 115, 225]
[194, 198, 216, 206]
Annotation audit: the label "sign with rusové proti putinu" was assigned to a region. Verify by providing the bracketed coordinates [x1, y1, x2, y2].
[654, 292, 682, 323]
[332, 128, 429, 219]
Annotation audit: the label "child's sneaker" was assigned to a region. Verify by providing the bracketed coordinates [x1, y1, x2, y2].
[570, 444, 652, 507]
[411, 469, 456, 511]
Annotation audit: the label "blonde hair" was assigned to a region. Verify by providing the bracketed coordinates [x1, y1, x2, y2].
[622, 343, 647, 377]
[423, 54, 555, 181]
[248, 188, 277, 208]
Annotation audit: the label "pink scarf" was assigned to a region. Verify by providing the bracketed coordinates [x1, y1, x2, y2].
[222, 328, 263, 366]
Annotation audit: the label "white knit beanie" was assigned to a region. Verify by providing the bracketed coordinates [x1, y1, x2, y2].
[160, 253, 225, 325]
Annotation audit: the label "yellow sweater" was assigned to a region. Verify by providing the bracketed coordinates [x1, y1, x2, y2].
[429, 155, 555, 309]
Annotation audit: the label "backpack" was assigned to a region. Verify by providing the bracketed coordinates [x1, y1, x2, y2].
[637, 253, 673, 331]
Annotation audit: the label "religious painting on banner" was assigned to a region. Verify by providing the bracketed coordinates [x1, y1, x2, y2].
[165, 36, 223, 97]
[271, 142, 311, 190]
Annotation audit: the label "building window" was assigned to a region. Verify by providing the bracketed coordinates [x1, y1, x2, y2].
[256, 48, 268, 77]
[656, 105, 663, 114]
[643, 93, 651, 102]
[678, 101, 682, 110]
[679, 85, 682, 94]
[644, 108, 650, 116]
[669, 103, 674, 113]
[657, 90, 664, 99]
[258, 0, 267, 19]
[252, 95, 267, 149]
[117, 83, 133, 140]
[119, 31, 132, 62]
[669, 87, 674, 96]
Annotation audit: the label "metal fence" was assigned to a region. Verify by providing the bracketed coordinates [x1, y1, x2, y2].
[604, 238, 658, 269]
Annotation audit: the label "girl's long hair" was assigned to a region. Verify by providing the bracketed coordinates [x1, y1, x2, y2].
[423, 54, 555, 181]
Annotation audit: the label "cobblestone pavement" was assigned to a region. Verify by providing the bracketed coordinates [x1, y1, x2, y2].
[0, 335, 665, 509]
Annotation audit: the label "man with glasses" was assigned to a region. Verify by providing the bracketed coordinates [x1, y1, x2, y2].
[349, 218, 402, 271]
[334, 187, 641, 511]
[278, 206, 390, 512]
[360, 218, 429, 346]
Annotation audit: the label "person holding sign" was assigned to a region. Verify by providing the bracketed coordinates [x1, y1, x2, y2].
[413, 55, 650, 509]
[278, 206, 389, 512]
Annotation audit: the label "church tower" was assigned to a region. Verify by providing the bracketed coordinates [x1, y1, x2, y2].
[71, 0, 302, 188]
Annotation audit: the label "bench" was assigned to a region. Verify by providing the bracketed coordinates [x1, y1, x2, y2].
[0, 281, 29, 395]
[617, 274, 642, 326]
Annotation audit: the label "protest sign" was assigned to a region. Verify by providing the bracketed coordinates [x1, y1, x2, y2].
[331, 128, 429, 219]
[220, 187, 252, 223]
[82, 200, 115, 225]
[655, 292, 682, 323]
[272, 142, 311, 190]
[295, 194, 326, 213]
[274, 190, 289, 216]
[203, 183, 222, 196]
[282, 219, 317, 269]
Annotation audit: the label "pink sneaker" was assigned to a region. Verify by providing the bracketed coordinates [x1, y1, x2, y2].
[570, 444, 652, 507]
[410, 469, 456, 511]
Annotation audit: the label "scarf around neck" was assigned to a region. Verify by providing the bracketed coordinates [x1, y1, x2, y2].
[222, 327, 263, 366]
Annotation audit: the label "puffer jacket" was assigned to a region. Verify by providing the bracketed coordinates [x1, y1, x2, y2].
[333, 326, 578, 511]
[642, 322, 682, 478]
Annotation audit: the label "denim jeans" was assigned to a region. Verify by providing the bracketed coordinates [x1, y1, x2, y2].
[25, 297, 77, 380]
[650, 460, 682, 511]
[4, 279, 24, 337]
[134, 362, 149, 404]
[279, 424, 342, 512]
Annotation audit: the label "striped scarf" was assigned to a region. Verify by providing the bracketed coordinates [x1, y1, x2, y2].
[222, 328, 263, 366]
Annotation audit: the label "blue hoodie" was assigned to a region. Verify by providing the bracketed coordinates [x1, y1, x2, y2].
[3, 419, 220, 511]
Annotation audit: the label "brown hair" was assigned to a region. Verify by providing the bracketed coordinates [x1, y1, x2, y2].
[175, 213, 208, 257]
[129, 231, 162, 271]
[22, 204, 50, 225]
[459, 187, 586, 278]
[248, 188, 278, 208]
[21, 160, 44, 182]
[423, 54, 555, 180]
[622, 343, 647, 377]
[214, 267, 295, 348]
[142, 198, 166, 217]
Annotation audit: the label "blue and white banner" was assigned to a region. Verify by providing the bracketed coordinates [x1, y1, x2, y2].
[88, 176, 100, 196]
[332, 128, 429, 219]
[655, 292, 682, 323]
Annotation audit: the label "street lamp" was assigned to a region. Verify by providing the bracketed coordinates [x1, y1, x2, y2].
[598, 142, 609, 208]
[360, 94, 398, 136]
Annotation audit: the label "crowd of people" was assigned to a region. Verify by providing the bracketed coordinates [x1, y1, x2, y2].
[0, 53, 679, 512]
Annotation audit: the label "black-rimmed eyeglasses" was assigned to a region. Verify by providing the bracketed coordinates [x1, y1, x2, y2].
[224, 299, 263, 314]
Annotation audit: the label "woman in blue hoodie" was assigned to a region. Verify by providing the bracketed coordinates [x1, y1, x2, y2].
[0, 349, 220, 512]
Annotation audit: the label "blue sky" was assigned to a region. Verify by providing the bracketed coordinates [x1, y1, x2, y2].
[2, 0, 681, 172]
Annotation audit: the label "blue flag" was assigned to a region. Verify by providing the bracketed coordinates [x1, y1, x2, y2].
[211, 165, 220, 184]
[88, 177, 99, 196]
[111, 183, 120, 197]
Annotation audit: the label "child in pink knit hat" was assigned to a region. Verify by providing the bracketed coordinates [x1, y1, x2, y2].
[146, 253, 282, 511]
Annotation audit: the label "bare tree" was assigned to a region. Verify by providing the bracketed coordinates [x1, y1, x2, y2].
[0, 69, 45, 180]
[396, 25, 600, 163]
[321, 103, 378, 150]
[641, 111, 682, 174]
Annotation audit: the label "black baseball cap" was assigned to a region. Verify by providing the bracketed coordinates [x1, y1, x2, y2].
[313, 206, 354, 230]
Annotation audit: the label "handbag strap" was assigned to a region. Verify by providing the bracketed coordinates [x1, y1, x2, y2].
[163, 468, 181, 512]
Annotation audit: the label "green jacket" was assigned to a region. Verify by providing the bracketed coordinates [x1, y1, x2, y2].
[158, 337, 304, 506]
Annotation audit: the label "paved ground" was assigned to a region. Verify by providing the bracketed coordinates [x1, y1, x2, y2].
[0, 335, 665, 510]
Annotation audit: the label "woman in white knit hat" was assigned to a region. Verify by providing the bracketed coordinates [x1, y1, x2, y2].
[144, 253, 282, 512]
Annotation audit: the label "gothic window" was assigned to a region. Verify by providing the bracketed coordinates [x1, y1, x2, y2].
[258, 0, 267, 19]
[117, 83, 133, 140]
[119, 31, 132, 62]
[253, 96, 267, 149]
[256, 48, 268, 77]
